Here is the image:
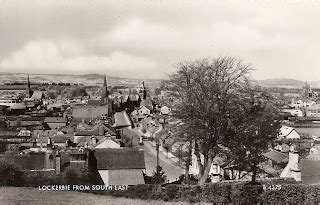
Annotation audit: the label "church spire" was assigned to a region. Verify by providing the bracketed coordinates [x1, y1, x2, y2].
[103, 74, 107, 86]
[101, 74, 108, 104]
[142, 81, 147, 100]
[26, 74, 32, 98]
[27, 74, 30, 89]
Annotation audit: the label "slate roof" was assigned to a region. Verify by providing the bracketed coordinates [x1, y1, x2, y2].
[31, 91, 44, 100]
[44, 117, 67, 123]
[75, 129, 100, 136]
[104, 124, 117, 136]
[94, 137, 120, 149]
[0, 153, 45, 170]
[47, 102, 63, 110]
[122, 127, 141, 147]
[75, 135, 105, 146]
[106, 169, 145, 185]
[95, 148, 145, 170]
[113, 111, 132, 128]
[140, 99, 153, 109]
[307, 104, 320, 110]
[87, 99, 102, 106]
[9, 103, 26, 110]
[33, 130, 57, 138]
[262, 150, 288, 164]
[72, 105, 109, 120]
[0, 105, 8, 110]
[7, 116, 45, 121]
[0, 85, 26, 90]
[157, 129, 171, 141]
[299, 159, 320, 184]
[163, 136, 176, 147]
[75, 124, 112, 136]
[129, 94, 140, 102]
[76, 122, 92, 130]
[25, 101, 35, 108]
[279, 125, 295, 137]
[0, 130, 19, 137]
[52, 134, 73, 143]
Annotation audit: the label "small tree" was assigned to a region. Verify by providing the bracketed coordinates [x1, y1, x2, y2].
[150, 165, 167, 184]
[0, 160, 24, 186]
[62, 167, 79, 185]
[227, 90, 281, 183]
[163, 143, 171, 158]
[46, 91, 57, 99]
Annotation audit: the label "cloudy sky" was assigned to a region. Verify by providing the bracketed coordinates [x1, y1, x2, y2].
[0, 0, 319, 80]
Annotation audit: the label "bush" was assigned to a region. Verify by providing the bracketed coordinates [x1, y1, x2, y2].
[78, 168, 102, 185]
[62, 167, 80, 185]
[201, 183, 231, 203]
[22, 171, 61, 187]
[0, 160, 24, 186]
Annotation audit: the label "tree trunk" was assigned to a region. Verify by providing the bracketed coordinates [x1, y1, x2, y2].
[184, 141, 193, 182]
[251, 166, 257, 183]
[198, 156, 213, 185]
[194, 142, 204, 178]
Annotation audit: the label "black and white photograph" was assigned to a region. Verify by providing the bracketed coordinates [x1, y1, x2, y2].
[0, 0, 320, 204]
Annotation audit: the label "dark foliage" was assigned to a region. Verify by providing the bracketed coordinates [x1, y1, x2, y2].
[0, 160, 24, 186]
[22, 171, 61, 187]
[88, 182, 320, 204]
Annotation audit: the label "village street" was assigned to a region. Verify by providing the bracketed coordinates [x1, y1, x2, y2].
[143, 141, 184, 182]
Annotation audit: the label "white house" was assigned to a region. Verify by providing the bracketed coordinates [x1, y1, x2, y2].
[160, 106, 171, 115]
[189, 148, 224, 182]
[18, 129, 31, 137]
[291, 99, 315, 109]
[188, 146, 244, 182]
[95, 148, 145, 186]
[138, 106, 150, 116]
[281, 109, 303, 117]
[131, 109, 138, 116]
[306, 104, 320, 118]
[94, 137, 121, 149]
[280, 150, 301, 181]
[278, 125, 301, 140]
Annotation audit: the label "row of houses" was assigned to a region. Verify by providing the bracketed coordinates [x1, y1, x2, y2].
[0, 147, 146, 186]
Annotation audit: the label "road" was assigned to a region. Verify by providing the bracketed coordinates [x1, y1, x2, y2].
[142, 141, 184, 182]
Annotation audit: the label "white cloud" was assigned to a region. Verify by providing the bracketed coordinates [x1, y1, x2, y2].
[1, 1, 320, 80]
[0, 40, 159, 78]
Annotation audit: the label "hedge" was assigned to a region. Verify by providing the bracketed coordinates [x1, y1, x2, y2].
[89, 182, 320, 204]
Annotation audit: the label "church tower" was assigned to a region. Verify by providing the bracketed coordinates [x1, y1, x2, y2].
[101, 74, 109, 104]
[26, 74, 32, 98]
[142, 81, 147, 100]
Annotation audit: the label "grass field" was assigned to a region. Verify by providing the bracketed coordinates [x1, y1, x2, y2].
[0, 187, 190, 205]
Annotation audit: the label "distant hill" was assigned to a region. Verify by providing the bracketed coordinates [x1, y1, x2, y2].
[0, 73, 163, 88]
[0, 72, 318, 89]
[254, 78, 306, 88]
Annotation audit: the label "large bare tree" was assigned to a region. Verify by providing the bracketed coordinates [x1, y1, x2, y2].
[164, 56, 252, 185]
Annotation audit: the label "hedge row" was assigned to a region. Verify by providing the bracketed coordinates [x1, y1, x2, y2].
[90, 182, 320, 204]
[0, 160, 102, 187]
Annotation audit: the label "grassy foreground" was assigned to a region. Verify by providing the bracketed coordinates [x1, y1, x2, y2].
[0, 187, 190, 205]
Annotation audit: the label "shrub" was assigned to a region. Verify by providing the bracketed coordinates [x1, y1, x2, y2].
[163, 184, 179, 201]
[86, 181, 320, 204]
[260, 184, 307, 203]
[22, 171, 61, 187]
[78, 168, 102, 185]
[62, 167, 80, 185]
[0, 160, 24, 186]
[201, 183, 231, 203]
